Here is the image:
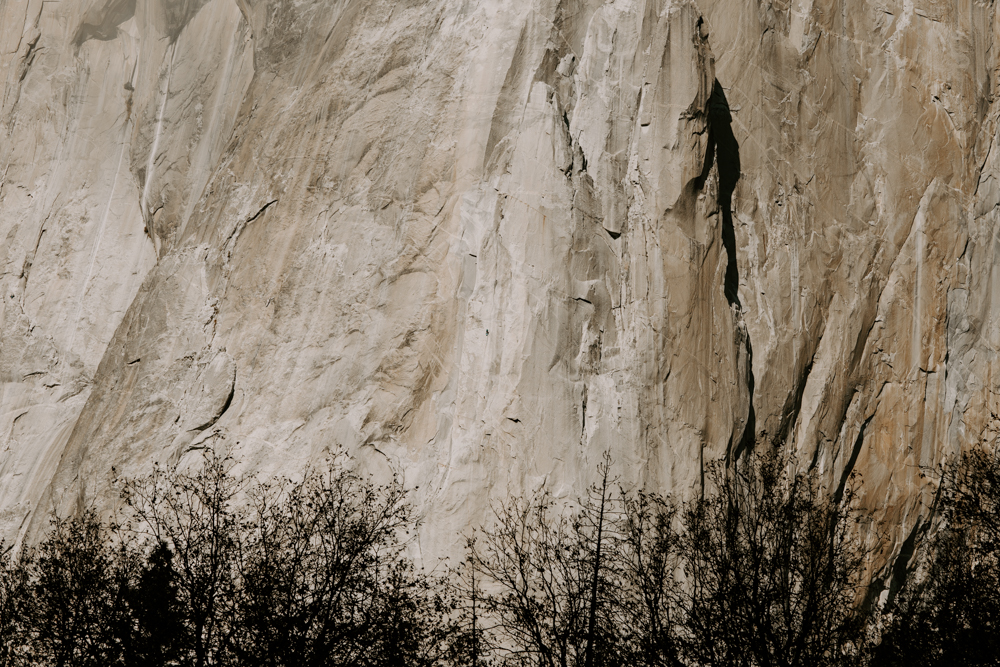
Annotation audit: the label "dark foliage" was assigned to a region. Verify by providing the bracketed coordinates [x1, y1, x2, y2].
[12, 445, 1000, 667]
[468, 451, 870, 667]
[677, 451, 869, 667]
[119, 453, 245, 667]
[125, 540, 185, 667]
[0, 452, 459, 667]
[875, 447, 1000, 666]
[466, 454, 626, 667]
[0, 543, 28, 667]
[615, 490, 682, 667]
[232, 464, 459, 667]
[22, 510, 134, 667]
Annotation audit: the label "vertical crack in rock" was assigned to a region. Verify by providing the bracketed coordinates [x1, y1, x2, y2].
[835, 414, 872, 503]
[698, 80, 742, 308]
[735, 329, 756, 462]
[882, 517, 926, 607]
[17, 32, 40, 82]
[699, 80, 756, 461]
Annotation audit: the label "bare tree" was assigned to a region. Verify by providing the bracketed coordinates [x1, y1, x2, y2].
[119, 452, 246, 667]
[21, 510, 134, 667]
[677, 450, 869, 667]
[469, 453, 625, 667]
[452, 537, 490, 667]
[0, 453, 474, 667]
[583, 453, 614, 667]
[615, 490, 683, 667]
[0, 543, 29, 667]
[0, 448, 886, 667]
[232, 462, 456, 666]
[874, 447, 1000, 666]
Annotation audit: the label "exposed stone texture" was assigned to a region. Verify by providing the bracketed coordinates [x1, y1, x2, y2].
[1, 0, 999, 575]
[701, 0, 1000, 577]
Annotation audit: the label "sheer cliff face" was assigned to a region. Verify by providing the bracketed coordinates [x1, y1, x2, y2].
[0, 0, 997, 565]
[701, 0, 1000, 555]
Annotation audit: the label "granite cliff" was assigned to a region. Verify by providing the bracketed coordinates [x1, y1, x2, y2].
[1, 0, 997, 578]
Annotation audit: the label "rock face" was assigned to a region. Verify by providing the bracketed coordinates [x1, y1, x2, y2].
[1, 0, 999, 573]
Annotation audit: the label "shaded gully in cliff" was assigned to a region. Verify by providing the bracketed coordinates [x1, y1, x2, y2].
[698, 80, 755, 461]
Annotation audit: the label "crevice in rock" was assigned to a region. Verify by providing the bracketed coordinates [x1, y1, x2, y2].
[697, 80, 742, 308]
[246, 198, 278, 225]
[19, 222, 46, 296]
[699, 79, 755, 462]
[191, 377, 235, 433]
[882, 517, 926, 606]
[835, 413, 872, 503]
[777, 354, 816, 446]
[730, 326, 756, 463]
[224, 199, 278, 262]
[18, 32, 40, 82]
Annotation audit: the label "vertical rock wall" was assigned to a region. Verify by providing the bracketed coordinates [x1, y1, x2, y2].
[702, 0, 1000, 574]
[1, 0, 999, 573]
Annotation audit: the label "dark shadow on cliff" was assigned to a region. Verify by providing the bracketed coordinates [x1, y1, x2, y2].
[697, 80, 755, 461]
[73, 0, 136, 46]
[697, 80, 742, 308]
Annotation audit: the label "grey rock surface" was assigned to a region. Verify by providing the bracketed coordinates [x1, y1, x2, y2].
[0, 0, 997, 574]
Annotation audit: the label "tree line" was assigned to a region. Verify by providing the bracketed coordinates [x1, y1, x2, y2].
[0, 446, 997, 666]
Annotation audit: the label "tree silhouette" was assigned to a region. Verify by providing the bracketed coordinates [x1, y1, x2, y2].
[615, 490, 683, 667]
[874, 447, 1000, 666]
[0, 543, 29, 667]
[0, 449, 894, 667]
[124, 540, 185, 667]
[677, 451, 869, 667]
[22, 510, 133, 667]
[119, 452, 246, 667]
[468, 453, 627, 667]
[232, 462, 458, 667]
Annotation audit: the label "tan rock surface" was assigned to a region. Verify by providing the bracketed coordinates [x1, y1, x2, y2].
[1, 0, 998, 578]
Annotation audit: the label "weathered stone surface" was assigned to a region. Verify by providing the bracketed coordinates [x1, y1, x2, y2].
[700, 0, 1000, 573]
[1, 0, 999, 576]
